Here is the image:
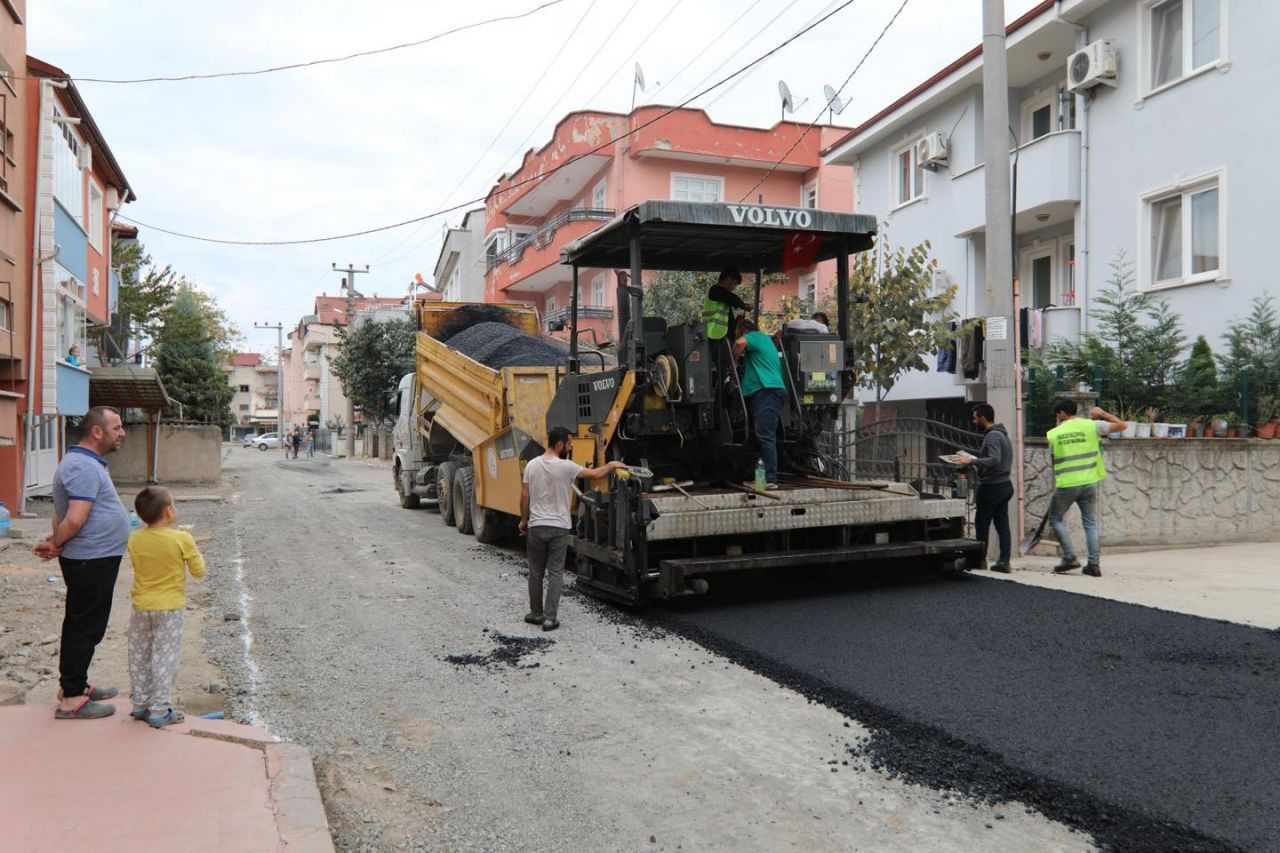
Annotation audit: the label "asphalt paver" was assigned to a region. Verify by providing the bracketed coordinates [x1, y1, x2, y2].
[657, 573, 1280, 852]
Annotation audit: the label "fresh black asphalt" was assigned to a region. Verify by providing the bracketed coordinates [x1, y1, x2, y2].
[654, 573, 1280, 852]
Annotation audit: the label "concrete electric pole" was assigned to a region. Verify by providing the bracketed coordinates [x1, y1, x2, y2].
[332, 263, 369, 459]
[981, 0, 1023, 542]
[254, 321, 285, 445]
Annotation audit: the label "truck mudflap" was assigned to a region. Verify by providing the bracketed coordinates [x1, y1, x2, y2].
[657, 538, 982, 595]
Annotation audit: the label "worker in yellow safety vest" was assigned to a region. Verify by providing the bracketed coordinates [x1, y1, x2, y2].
[1045, 399, 1126, 576]
[701, 266, 749, 341]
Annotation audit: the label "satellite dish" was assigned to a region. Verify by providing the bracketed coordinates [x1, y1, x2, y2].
[634, 62, 646, 91]
[823, 84, 851, 116]
[778, 80, 808, 119]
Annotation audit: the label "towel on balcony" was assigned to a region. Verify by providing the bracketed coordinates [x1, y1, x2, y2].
[961, 320, 984, 379]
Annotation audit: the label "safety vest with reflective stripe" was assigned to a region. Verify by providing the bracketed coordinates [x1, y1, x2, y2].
[1046, 417, 1107, 489]
[701, 294, 733, 340]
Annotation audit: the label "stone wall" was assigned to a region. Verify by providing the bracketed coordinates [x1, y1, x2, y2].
[1023, 438, 1280, 547]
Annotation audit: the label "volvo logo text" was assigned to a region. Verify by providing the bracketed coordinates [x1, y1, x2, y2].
[727, 205, 814, 229]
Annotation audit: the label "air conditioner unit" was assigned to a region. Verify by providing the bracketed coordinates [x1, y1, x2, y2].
[1067, 39, 1118, 93]
[915, 132, 949, 170]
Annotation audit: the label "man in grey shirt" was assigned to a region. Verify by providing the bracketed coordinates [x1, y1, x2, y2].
[959, 403, 1014, 573]
[34, 406, 130, 719]
[519, 425, 625, 631]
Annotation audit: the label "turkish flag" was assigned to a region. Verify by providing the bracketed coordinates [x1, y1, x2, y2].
[783, 232, 821, 273]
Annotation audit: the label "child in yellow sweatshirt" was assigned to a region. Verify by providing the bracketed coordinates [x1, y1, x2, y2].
[126, 486, 206, 727]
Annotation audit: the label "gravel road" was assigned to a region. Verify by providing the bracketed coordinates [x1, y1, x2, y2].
[192, 450, 1090, 852]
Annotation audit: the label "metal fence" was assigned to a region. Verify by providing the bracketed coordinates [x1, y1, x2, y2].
[826, 415, 984, 496]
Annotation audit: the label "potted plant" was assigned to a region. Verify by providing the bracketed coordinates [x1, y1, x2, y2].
[1147, 407, 1169, 438]
[1254, 394, 1279, 440]
[1186, 415, 1202, 438]
[1225, 412, 1240, 438]
[1212, 413, 1231, 437]
[1167, 413, 1188, 439]
[1117, 405, 1138, 439]
[1135, 408, 1153, 439]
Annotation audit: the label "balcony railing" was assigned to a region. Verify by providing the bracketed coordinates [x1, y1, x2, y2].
[542, 305, 614, 331]
[487, 208, 614, 272]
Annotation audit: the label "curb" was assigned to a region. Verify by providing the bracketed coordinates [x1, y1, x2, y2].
[266, 743, 336, 852]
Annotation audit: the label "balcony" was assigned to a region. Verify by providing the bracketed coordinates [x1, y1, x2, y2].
[302, 395, 321, 413]
[56, 361, 91, 416]
[950, 130, 1080, 237]
[487, 208, 614, 273]
[303, 364, 321, 381]
[542, 305, 613, 331]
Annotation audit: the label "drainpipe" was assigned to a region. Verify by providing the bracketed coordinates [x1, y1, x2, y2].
[20, 80, 65, 515]
[1057, 1, 1089, 334]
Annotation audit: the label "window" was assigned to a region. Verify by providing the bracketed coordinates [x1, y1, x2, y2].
[88, 182, 104, 252]
[52, 107, 84, 219]
[239, 384, 251, 393]
[671, 173, 723, 203]
[1144, 173, 1222, 288]
[239, 404, 250, 412]
[1146, 0, 1222, 92]
[591, 179, 607, 210]
[894, 143, 924, 206]
[1021, 84, 1075, 142]
[592, 274, 605, 307]
[0, 297, 9, 331]
[800, 273, 817, 303]
[1059, 240, 1077, 306]
[546, 295, 556, 316]
[802, 182, 818, 209]
[0, 92, 12, 197]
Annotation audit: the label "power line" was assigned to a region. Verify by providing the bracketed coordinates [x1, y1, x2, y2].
[118, 0, 863, 248]
[370, 0, 601, 269]
[30, 1, 570, 84]
[642, 0, 764, 103]
[578, 0, 686, 109]
[675, 0, 805, 105]
[738, 0, 911, 203]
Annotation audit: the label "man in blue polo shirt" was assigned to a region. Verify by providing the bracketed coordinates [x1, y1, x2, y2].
[34, 406, 130, 719]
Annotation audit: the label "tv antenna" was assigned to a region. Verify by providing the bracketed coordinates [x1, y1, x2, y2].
[778, 80, 808, 121]
[822, 84, 851, 124]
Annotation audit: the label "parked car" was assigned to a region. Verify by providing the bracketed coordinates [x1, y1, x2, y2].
[247, 432, 280, 450]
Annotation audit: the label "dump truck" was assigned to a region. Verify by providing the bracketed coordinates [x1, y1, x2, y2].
[393, 201, 982, 604]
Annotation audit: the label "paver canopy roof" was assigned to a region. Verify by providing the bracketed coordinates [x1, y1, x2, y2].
[560, 201, 877, 274]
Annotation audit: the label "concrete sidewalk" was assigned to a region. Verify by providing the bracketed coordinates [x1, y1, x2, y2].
[975, 541, 1280, 629]
[0, 705, 332, 853]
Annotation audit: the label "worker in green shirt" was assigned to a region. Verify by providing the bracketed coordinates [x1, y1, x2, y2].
[701, 266, 749, 341]
[733, 318, 788, 489]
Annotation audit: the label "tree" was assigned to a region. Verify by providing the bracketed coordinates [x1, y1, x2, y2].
[824, 240, 965, 410]
[1222, 293, 1280, 392]
[154, 287, 235, 425]
[330, 317, 417, 428]
[1048, 253, 1185, 414]
[94, 237, 180, 363]
[642, 270, 713, 327]
[1162, 335, 1221, 421]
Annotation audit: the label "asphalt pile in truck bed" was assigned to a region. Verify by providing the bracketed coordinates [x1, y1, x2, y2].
[444, 321, 568, 369]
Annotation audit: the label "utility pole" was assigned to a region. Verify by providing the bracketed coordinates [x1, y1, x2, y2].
[332, 263, 369, 459]
[255, 322, 285, 447]
[981, 0, 1021, 550]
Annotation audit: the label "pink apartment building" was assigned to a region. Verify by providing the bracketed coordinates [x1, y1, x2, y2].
[483, 107, 854, 339]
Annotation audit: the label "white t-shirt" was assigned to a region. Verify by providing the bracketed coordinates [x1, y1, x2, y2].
[522, 455, 584, 530]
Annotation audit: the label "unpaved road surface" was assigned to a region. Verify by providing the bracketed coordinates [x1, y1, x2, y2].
[194, 450, 1091, 852]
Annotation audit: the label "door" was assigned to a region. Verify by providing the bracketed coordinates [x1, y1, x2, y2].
[25, 415, 58, 490]
[1019, 245, 1057, 310]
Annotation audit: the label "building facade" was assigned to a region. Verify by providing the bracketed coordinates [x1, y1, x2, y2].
[432, 207, 486, 302]
[483, 107, 854, 339]
[223, 352, 279, 438]
[0, 48, 134, 510]
[0, 0, 27, 512]
[824, 0, 1271, 413]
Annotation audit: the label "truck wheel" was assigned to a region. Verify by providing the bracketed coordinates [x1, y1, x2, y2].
[438, 461, 458, 526]
[454, 467, 475, 535]
[472, 487, 504, 544]
[394, 465, 420, 509]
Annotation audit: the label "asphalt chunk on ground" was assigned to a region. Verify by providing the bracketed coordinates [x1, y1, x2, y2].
[657, 574, 1279, 853]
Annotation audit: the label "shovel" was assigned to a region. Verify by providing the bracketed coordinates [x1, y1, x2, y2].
[1019, 504, 1053, 556]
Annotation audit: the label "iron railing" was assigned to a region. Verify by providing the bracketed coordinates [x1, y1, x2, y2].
[827, 415, 984, 496]
[486, 207, 615, 272]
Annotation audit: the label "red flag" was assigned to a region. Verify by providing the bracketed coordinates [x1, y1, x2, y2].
[783, 232, 821, 273]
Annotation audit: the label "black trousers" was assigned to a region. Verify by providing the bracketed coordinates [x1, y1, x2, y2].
[58, 555, 122, 697]
[974, 481, 1014, 564]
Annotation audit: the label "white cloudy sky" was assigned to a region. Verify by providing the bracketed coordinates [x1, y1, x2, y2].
[30, 0, 1041, 355]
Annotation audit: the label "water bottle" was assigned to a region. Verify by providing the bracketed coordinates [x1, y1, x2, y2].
[754, 458, 767, 492]
[129, 510, 141, 531]
[0, 501, 10, 538]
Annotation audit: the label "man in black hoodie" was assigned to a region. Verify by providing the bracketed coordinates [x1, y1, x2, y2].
[960, 403, 1013, 573]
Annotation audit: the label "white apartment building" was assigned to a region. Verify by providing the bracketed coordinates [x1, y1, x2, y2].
[825, 0, 1269, 412]
[432, 208, 487, 303]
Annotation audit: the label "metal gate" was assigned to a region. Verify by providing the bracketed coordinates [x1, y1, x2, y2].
[829, 415, 984, 496]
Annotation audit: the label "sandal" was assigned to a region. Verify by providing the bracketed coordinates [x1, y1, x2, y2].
[130, 706, 150, 720]
[147, 709, 186, 728]
[86, 684, 119, 701]
[54, 697, 117, 720]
